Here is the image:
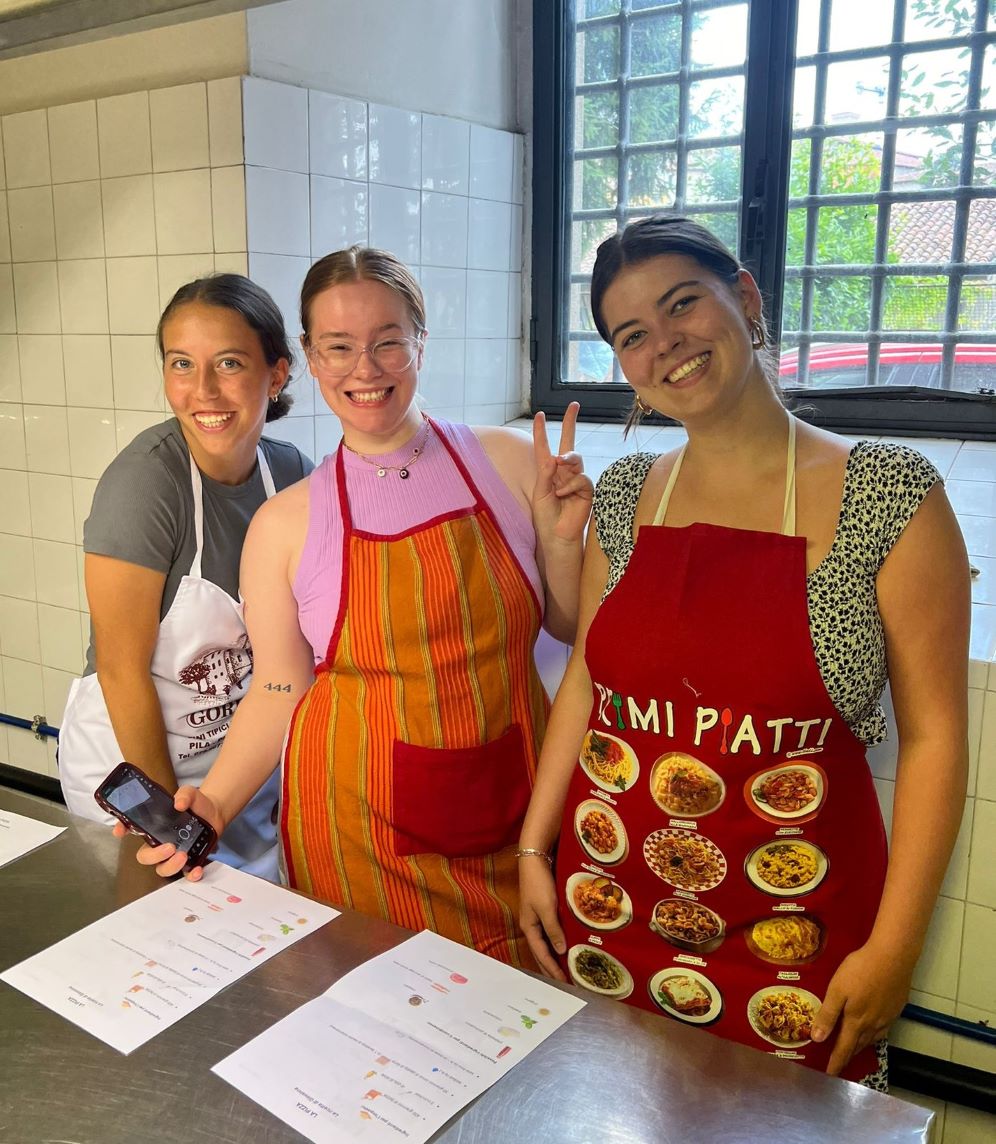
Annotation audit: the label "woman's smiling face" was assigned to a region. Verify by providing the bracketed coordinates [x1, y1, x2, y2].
[304, 278, 425, 453]
[161, 302, 287, 484]
[600, 253, 763, 423]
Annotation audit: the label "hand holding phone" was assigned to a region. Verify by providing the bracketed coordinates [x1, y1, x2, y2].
[95, 762, 217, 868]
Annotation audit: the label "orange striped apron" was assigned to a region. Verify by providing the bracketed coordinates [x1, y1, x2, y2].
[281, 426, 547, 967]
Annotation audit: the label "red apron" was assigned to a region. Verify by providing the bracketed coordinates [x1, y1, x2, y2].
[556, 422, 886, 1081]
[282, 422, 548, 967]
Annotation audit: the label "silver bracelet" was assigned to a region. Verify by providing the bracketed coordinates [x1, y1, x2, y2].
[515, 847, 553, 864]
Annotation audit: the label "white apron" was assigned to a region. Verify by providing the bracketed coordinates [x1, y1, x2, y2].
[59, 447, 281, 881]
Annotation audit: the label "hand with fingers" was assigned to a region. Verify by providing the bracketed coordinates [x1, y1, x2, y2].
[532, 401, 594, 544]
[519, 855, 568, 981]
[810, 942, 913, 1075]
[113, 785, 224, 881]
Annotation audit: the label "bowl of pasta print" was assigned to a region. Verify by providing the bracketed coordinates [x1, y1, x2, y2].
[747, 986, 822, 1048]
[650, 752, 725, 818]
[566, 873, 633, 931]
[574, 799, 628, 865]
[567, 945, 634, 999]
[578, 729, 639, 794]
[746, 764, 825, 822]
[745, 839, 828, 897]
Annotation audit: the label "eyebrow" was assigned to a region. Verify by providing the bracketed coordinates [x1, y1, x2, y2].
[312, 322, 404, 341]
[608, 279, 702, 345]
[163, 346, 250, 357]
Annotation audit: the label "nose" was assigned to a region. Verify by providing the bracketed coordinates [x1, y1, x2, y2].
[654, 319, 682, 356]
[193, 366, 221, 400]
[352, 346, 384, 378]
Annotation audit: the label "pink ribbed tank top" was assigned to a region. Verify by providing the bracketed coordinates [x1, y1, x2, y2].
[292, 418, 542, 662]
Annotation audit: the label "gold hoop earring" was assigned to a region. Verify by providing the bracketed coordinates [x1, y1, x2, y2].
[749, 317, 767, 350]
[634, 394, 652, 416]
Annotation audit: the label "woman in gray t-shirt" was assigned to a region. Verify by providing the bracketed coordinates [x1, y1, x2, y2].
[59, 275, 312, 879]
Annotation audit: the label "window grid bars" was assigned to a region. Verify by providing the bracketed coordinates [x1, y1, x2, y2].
[568, 0, 747, 378]
[567, 0, 996, 393]
[789, 0, 996, 390]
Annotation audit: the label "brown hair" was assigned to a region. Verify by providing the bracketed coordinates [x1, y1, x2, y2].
[589, 214, 775, 432]
[300, 246, 427, 341]
[157, 274, 293, 421]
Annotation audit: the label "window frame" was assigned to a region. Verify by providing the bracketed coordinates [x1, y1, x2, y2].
[531, 0, 996, 440]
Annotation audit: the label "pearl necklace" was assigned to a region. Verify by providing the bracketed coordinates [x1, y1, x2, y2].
[343, 419, 430, 480]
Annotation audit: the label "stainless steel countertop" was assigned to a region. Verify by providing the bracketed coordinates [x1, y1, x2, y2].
[0, 787, 933, 1144]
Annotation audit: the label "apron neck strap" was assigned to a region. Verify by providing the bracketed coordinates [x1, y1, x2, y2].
[652, 415, 798, 536]
[187, 445, 276, 579]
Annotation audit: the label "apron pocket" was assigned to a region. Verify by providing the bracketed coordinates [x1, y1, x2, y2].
[391, 724, 531, 859]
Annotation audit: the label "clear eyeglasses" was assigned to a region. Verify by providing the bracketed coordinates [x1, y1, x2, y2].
[305, 336, 421, 377]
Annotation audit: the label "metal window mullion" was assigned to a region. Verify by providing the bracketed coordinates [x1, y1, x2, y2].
[612, 5, 634, 385]
[795, 28, 996, 68]
[939, 0, 990, 389]
[863, 0, 906, 387]
[797, 0, 834, 383]
[787, 185, 996, 210]
[794, 108, 996, 140]
[784, 261, 996, 276]
[672, 0, 694, 208]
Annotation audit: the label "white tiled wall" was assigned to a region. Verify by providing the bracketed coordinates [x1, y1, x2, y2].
[240, 77, 527, 464]
[0, 77, 247, 777]
[0, 74, 528, 770]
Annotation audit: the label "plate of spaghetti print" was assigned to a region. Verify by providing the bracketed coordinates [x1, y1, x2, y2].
[643, 828, 727, 892]
[578, 729, 639, 793]
[574, 799, 628, 865]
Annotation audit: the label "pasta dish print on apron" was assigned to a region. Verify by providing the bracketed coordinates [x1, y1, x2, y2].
[281, 421, 548, 968]
[556, 420, 887, 1082]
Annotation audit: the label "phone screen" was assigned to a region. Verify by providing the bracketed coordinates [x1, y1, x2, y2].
[103, 773, 209, 853]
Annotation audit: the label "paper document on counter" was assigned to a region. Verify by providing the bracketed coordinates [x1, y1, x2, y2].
[0, 863, 339, 1053]
[213, 929, 586, 1144]
[0, 808, 65, 868]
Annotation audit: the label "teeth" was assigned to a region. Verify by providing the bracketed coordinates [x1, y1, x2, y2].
[195, 413, 233, 427]
[667, 353, 710, 383]
[349, 388, 390, 404]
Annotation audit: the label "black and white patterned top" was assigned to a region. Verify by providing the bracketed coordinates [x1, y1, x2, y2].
[593, 441, 941, 745]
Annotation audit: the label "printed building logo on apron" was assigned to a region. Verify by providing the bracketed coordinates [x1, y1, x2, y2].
[177, 633, 253, 702]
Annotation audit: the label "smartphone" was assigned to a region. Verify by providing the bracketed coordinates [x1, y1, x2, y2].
[94, 762, 217, 867]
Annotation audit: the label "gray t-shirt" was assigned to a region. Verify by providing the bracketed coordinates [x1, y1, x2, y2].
[83, 418, 313, 674]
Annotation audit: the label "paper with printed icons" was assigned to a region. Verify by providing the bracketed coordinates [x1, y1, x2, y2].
[212, 930, 587, 1144]
[0, 863, 339, 1054]
[0, 808, 65, 868]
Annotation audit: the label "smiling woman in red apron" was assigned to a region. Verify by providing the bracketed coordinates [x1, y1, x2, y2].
[518, 215, 970, 1085]
[59, 276, 312, 879]
[134, 248, 592, 968]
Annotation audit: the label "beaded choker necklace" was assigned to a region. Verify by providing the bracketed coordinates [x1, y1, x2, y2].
[343, 418, 430, 480]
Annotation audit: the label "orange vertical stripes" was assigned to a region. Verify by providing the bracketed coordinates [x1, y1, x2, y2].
[281, 506, 547, 968]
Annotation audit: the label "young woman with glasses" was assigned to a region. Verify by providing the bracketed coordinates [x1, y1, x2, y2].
[127, 247, 592, 969]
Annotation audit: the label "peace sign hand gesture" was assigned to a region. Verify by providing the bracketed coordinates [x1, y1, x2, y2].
[531, 401, 593, 544]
